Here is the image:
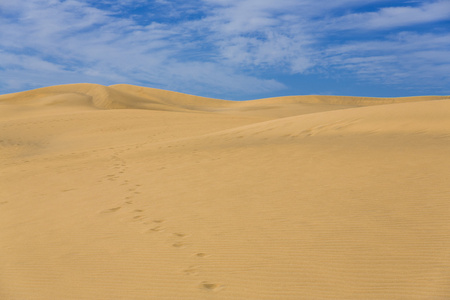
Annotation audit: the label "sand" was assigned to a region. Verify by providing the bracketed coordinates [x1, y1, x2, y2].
[1, 84, 450, 299]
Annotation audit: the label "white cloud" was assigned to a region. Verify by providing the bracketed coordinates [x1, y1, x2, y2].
[324, 31, 450, 89]
[331, 0, 450, 30]
[198, 0, 316, 73]
[0, 0, 287, 97]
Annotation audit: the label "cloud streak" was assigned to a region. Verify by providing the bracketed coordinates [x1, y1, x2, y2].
[331, 0, 450, 30]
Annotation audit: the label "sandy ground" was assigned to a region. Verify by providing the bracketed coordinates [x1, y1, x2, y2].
[1, 84, 450, 299]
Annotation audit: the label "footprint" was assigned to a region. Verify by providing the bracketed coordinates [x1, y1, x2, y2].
[172, 242, 185, 248]
[199, 282, 222, 292]
[148, 226, 164, 232]
[153, 219, 164, 224]
[183, 266, 199, 276]
[173, 233, 186, 237]
[101, 207, 121, 213]
[195, 253, 207, 258]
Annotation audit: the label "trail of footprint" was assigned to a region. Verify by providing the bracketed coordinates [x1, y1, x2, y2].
[97, 150, 141, 217]
[191, 252, 223, 291]
[164, 231, 223, 292]
[97, 148, 222, 292]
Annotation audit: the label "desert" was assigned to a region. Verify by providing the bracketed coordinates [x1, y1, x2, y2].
[1, 84, 449, 299]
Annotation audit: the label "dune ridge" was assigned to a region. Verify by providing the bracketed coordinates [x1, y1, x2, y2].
[2, 83, 449, 112]
[1, 84, 450, 299]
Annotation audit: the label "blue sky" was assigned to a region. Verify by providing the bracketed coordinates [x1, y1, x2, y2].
[1, 0, 450, 100]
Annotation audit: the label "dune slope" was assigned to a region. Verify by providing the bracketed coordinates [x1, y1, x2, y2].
[1, 84, 450, 299]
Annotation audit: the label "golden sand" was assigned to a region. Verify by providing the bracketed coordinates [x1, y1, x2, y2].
[1, 84, 449, 299]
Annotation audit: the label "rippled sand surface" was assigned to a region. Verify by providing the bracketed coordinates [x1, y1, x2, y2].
[1, 84, 450, 299]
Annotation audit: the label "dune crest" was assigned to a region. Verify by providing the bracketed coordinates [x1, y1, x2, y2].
[1, 83, 449, 113]
[0, 83, 204, 112]
[1, 84, 450, 299]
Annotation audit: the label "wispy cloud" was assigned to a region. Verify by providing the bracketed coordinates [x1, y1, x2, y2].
[330, 0, 450, 30]
[325, 31, 450, 91]
[197, 0, 315, 73]
[0, 0, 285, 97]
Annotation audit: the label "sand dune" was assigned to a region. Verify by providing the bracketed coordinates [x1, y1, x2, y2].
[1, 84, 450, 299]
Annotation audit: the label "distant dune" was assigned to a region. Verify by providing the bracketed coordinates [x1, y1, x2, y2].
[1, 84, 450, 299]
